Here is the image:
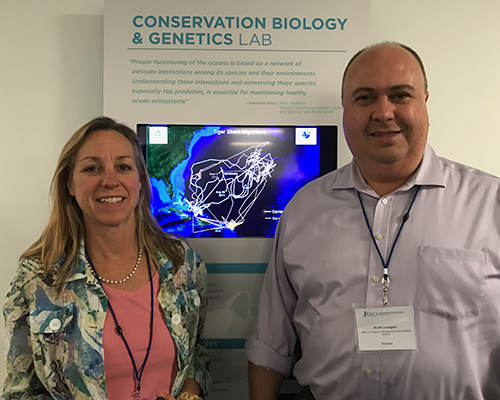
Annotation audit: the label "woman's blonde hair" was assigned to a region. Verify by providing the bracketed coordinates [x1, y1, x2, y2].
[22, 116, 184, 290]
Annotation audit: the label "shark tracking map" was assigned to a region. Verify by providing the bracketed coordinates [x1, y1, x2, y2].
[143, 125, 326, 238]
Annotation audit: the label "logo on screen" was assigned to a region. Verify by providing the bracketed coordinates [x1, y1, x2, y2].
[149, 126, 168, 144]
[295, 127, 317, 145]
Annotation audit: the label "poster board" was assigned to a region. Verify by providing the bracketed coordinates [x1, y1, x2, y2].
[104, 1, 369, 398]
[104, 0, 369, 128]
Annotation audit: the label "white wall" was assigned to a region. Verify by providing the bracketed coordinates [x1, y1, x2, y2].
[0, 0, 104, 375]
[1, 0, 499, 378]
[337, 0, 500, 168]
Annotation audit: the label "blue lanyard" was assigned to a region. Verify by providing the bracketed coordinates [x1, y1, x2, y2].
[86, 248, 154, 400]
[357, 186, 420, 305]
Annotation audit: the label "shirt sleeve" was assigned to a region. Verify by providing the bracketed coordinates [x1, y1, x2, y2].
[244, 214, 299, 377]
[185, 247, 212, 397]
[2, 260, 52, 400]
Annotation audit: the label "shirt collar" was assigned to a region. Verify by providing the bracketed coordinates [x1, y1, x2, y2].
[331, 143, 446, 194]
[63, 239, 100, 285]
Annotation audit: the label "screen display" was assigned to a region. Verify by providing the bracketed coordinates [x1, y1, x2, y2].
[137, 124, 337, 238]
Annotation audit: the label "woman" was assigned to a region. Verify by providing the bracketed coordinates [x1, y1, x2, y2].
[3, 117, 211, 400]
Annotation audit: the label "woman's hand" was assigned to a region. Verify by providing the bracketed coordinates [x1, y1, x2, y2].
[155, 391, 203, 400]
[156, 378, 201, 400]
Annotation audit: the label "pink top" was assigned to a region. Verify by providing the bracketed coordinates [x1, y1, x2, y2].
[103, 273, 178, 400]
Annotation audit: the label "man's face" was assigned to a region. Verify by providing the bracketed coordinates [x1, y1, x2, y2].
[342, 45, 429, 179]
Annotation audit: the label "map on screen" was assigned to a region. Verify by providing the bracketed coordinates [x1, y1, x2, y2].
[138, 124, 336, 238]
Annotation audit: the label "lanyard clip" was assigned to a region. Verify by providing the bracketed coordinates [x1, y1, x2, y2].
[382, 276, 390, 306]
[133, 380, 141, 400]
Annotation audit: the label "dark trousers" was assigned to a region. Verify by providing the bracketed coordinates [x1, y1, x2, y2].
[294, 386, 315, 400]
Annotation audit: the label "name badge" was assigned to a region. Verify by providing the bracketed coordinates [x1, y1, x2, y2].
[354, 306, 417, 351]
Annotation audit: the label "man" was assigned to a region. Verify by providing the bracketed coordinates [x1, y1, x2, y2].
[244, 42, 500, 400]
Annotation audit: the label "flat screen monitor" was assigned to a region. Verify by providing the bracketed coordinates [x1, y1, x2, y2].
[137, 124, 337, 238]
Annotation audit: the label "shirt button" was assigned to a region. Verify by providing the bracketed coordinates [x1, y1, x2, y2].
[366, 368, 373, 376]
[372, 276, 380, 283]
[375, 234, 383, 240]
[49, 319, 62, 331]
[172, 314, 181, 325]
[381, 198, 388, 205]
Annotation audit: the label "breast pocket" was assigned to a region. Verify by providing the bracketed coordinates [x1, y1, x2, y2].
[30, 303, 76, 334]
[28, 303, 76, 389]
[417, 246, 487, 319]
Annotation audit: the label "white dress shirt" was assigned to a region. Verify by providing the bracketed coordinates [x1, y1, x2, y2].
[245, 145, 500, 400]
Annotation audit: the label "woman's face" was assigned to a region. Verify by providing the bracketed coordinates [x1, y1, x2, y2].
[67, 129, 142, 231]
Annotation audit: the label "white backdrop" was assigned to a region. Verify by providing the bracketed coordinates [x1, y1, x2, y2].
[1, 0, 500, 389]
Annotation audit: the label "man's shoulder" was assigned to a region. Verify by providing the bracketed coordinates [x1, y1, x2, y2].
[437, 155, 500, 186]
[283, 164, 350, 213]
[298, 163, 350, 192]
